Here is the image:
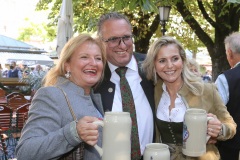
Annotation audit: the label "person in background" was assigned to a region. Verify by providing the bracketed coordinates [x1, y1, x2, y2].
[6, 61, 22, 90]
[142, 36, 236, 160]
[94, 12, 155, 160]
[33, 64, 44, 76]
[215, 32, 240, 160]
[7, 61, 21, 78]
[16, 33, 107, 160]
[2, 68, 8, 78]
[30, 64, 46, 94]
[187, 58, 202, 77]
[202, 70, 212, 82]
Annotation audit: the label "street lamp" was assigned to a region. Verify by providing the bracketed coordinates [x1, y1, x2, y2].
[158, 6, 171, 36]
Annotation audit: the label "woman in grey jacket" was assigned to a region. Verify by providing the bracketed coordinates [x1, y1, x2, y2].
[16, 33, 107, 160]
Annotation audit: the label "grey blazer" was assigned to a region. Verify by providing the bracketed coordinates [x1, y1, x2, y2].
[16, 77, 104, 160]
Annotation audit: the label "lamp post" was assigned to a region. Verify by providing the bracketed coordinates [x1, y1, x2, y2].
[158, 6, 171, 36]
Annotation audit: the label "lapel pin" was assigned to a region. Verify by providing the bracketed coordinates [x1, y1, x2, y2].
[108, 88, 113, 93]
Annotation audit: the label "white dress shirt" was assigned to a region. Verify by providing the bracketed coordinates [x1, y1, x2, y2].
[157, 83, 187, 122]
[108, 56, 153, 155]
[215, 74, 229, 105]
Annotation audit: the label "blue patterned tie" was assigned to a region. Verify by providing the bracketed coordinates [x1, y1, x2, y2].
[116, 67, 141, 160]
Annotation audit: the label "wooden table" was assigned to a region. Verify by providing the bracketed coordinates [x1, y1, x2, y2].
[0, 78, 28, 86]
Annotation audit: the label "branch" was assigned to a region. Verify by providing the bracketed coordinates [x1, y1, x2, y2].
[197, 0, 218, 29]
[229, 3, 240, 30]
[147, 13, 160, 39]
[175, 0, 214, 50]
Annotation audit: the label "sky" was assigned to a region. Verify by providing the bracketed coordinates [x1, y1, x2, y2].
[0, 0, 48, 39]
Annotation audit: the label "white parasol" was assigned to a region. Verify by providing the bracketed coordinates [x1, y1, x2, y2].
[56, 0, 73, 58]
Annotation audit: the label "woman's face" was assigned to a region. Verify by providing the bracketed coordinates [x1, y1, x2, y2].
[154, 44, 183, 84]
[189, 65, 201, 76]
[65, 41, 103, 93]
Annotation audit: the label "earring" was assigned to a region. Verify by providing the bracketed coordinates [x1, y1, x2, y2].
[65, 71, 71, 79]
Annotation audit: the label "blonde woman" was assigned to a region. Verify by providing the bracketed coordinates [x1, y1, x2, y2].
[142, 36, 236, 160]
[16, 34, 106, 160]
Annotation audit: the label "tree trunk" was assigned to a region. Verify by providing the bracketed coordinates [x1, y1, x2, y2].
[176, 0, 240, 80]
[131, 12, 160, 54]
[211, 54, 229, 81]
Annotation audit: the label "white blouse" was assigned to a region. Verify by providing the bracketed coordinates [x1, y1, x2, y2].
[156, 83, 187, 122]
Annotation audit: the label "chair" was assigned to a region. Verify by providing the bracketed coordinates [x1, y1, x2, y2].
[0, 128, 8, 160]
[0, 104, 13, 134]
[0, 97, 7, 105]
[0, 89, 6, 97]
[15, 103, 30, 134]
[6, 92, 24, 100]
[0, 89, 7, 105]
[0, 105, 17, 151]
[7, 94, 29, 110]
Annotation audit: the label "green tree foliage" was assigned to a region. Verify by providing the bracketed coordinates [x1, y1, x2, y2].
[36, 0, 161, 53]
[36, 0, 240, 79]
[172, 0, 240, 79]
[18, 18, 55, 42]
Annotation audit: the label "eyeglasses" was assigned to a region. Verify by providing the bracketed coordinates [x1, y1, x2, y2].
[102, 35, 133, 48]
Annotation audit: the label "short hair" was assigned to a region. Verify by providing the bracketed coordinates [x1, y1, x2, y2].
[224, 32, 240, 54]
[97, 12, 132, 36]
[43, 33, 106, 87]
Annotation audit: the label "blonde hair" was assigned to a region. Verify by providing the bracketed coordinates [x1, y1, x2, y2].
[187, 58, 201, 75]
[142, 36, 203, 96]
[188, 58, 199, 69]
[43, 33, 106, 87]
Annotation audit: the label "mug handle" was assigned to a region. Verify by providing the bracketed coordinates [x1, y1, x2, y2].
[93, 120, 104, 157]
[206, 117, 214, 142]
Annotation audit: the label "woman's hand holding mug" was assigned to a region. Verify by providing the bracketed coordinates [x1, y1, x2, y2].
[76, 116, 100, 146]
[207, 113, 223, 144]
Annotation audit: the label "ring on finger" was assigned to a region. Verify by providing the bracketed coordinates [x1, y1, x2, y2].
[209, 128, 214, 132]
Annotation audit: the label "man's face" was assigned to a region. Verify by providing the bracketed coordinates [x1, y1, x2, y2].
[10, 62, 16, 69]
[100, 19, 133, 67]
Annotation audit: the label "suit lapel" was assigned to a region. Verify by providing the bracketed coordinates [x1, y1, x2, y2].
[95, 63, 115, 111]
[96, 54, 155, 112]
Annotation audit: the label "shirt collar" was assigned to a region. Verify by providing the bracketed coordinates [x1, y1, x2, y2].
[233, 61, 240, 68]
[162, 83, 167, 93]
[107, 55, 138, 73]
[162, 83, 181, 98]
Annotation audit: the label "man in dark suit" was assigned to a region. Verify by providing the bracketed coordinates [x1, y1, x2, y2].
[7, 61, 20, 78]
[94, 12, 155, 160]
[215, 32, 240, 160]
